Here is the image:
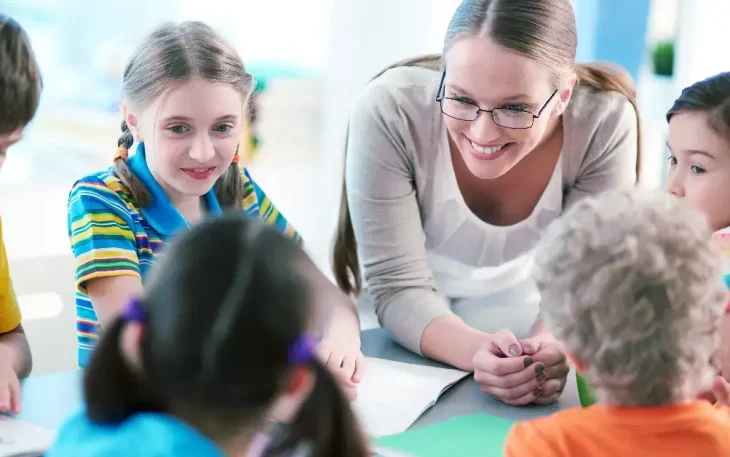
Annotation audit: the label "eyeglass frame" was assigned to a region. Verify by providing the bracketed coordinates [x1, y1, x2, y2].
[435, 68, 559, 130]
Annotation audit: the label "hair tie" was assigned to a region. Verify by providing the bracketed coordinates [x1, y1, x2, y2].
[231, 153, 240, 165]
[114, 146, 129, 162]
[121, 297, 147, 324]
[287, 334, 316, 365]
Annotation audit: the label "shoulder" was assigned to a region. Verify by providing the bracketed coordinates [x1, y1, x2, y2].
[351, 66, 441, 128]
[238, 166, 261, 215]
[504, 406, 597, 456]
[47, 411, 224, 457]
[565, 84, 637, 137]
[349, 66, 444, 169]
[561, 85, 638, 185]
[68, 168, 137, 218]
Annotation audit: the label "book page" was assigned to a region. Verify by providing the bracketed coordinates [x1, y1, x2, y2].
[0, 416, 55, 457]
[352, 358, 469, 437]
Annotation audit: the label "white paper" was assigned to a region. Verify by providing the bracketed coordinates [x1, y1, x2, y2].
[373, 447, 418, 457]
[352, 357, 469, 437]
[0, 416, 55, 456]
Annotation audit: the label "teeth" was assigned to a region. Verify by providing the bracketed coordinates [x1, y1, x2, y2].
[470, 140, 506, 155]
[190, 168, 209, 173]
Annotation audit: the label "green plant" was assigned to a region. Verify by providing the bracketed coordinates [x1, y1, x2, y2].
[652, 40, 674, 77]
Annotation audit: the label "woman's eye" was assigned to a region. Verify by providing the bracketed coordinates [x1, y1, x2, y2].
[169, 125, 189, 133]
[214, 124, 233, 133]
[502, 104, 528, 112]
[451, 95, 476, 105]
[668, 155, 677, 166]
[691, 165, 706, 174]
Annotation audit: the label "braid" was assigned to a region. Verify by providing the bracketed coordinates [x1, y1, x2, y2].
[113, 119, 152, 205]
[118, 120, 134, 149]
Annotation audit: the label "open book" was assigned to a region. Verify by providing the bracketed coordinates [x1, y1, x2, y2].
[352, 357, 469, 437]
[0, 416, 55, 457]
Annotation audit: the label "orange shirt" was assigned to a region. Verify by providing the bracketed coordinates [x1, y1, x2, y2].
[504, 401, 730, 457]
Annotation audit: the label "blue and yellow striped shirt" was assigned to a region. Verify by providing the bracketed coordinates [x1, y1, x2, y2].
[68, 144, 300, 367]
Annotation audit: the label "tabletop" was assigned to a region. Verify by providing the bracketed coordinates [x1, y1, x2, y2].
[15, 328, 579, 431]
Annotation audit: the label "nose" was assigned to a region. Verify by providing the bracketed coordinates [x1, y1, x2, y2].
[189, 133, 215, 163]
[664, 168, 685, 198]
[469, 111, 501, 143]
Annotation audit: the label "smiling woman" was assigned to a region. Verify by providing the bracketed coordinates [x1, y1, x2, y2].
[333, 0, 640, 408]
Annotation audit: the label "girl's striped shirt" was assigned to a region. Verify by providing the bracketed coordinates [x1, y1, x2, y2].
[68, 145, 300, 367]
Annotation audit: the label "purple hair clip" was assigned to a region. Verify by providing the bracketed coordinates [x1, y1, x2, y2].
[287, 333, 316, 365]
[121, 297, 147, 324]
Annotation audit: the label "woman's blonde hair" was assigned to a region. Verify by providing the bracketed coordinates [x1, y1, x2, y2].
[535, 189, 727, 406]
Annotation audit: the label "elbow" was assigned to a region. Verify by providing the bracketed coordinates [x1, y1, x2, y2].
[1, 326, 32, 379]
[368, 285, 447, 355]
[19, 349, 32, 380]
[16, 326, 32, 379]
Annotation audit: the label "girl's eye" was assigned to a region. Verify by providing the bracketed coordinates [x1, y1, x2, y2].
[691, 165, 706, 174]
[169, 125, 190, 133]
[668, 155, 677, 166]
[214, 124, 233, 133]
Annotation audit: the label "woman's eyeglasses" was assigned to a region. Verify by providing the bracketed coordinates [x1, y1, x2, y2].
[435, 69, 558, 130]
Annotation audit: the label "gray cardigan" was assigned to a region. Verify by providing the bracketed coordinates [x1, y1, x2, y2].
[346, 66, 638, 353]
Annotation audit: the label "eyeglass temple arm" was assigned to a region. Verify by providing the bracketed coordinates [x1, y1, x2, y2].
[435, 68, 446, 102]
[534, 90, 559, 118]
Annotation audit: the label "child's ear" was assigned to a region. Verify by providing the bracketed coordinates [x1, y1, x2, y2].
[268, 367, 315, 423]
[120, 322, 144, 373]
[121, 103, 142, 142]
[566, 351, 586, 374]
[286, 366, 315, 396]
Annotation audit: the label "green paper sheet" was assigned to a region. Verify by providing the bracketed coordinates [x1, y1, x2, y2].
[374, 414, 516, 457]
[576, 372, 597, 407]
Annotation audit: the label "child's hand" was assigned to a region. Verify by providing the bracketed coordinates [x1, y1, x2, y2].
[0, 360, 21, 414]
[317, 338, 368, 401]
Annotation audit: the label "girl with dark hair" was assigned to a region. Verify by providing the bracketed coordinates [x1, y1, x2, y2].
[664, 72, 730, 383]
[48, 215, 370, 457]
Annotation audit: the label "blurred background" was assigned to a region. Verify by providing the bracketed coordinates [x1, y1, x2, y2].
[0, 0, 727, 374]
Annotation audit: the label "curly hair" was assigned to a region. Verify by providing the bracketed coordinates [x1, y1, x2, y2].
[534, 189, 727, 406]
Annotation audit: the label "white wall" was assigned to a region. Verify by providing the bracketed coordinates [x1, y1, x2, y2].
[673, 0, 730, 94]
[177, 0, 332, 70]
[315, 0, 461, 267]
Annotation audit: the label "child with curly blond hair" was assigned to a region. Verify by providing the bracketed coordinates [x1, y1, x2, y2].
[504, 189, 730, 456]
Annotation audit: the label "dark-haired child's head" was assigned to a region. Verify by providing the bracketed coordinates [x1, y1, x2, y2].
[535, 189, 727, 406]
[0, 15, 42, 170]
[666, 72, 730, 231]
[84, 215, 368, 456]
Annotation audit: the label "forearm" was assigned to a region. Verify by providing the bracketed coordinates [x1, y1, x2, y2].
[420, 315, 488, 371]
[309, 261, 361, 345]
[0, 326, 31, 379]
[323, 294, 361, 345]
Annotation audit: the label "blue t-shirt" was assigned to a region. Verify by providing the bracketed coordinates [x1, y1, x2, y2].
[45, 410, 224, 457]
